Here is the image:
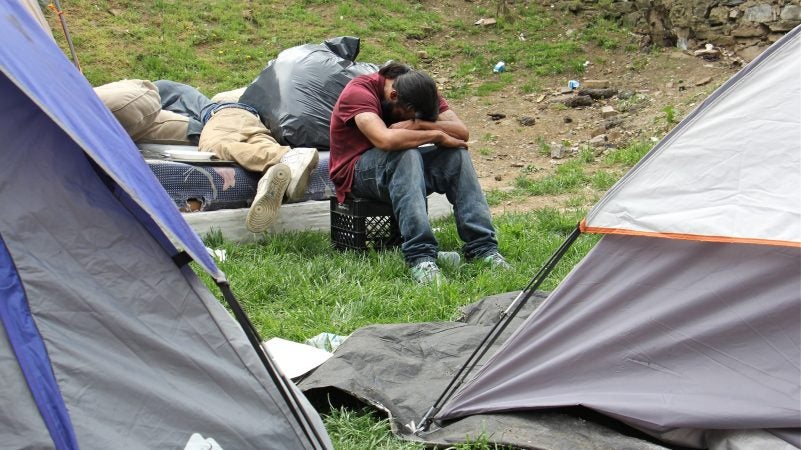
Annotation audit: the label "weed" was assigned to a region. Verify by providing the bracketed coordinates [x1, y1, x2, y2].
[578, 146, 595, 163]
[662, 104, 677, 124]
[603, 140, 653, 166]
[629, 56, 649, 72]
[591, 170, 619, 190]
[617, 93, 648, 112]
[536, 136, 551, 156]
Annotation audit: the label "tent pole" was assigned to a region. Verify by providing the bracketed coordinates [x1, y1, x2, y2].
[217, 282, 330, 450]
[48, 0, 81, 71]
[414, 224, 583, 434]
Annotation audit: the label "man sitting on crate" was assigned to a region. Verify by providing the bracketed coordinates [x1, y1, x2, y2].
[329, 62, 510, 284]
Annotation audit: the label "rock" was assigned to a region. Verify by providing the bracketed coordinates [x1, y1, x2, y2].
[589, 134, 608, 146]
[604, 117, 623, 129]
[601, 106, 619, 118]
[781, 5, 801, 21]
[562, 95, 593, 108]
[732, 24, 768, 38]
[487, 113, 506, 121]
[474, 18, 497, 26]
[550, 144, 567, 159]
[768, 20, 801, 32]
[417, 50, 429, 59]
[737, 45, 767, 62]
[582, 79, 610, 89]
[694, 76, 713, 86]
[743, 4, 775, 23]
[563, 116, 573, 124]
[517, 116, 536, 126]
[494, 174, 503, 181]
[618, 90, 636, 100]
[577, 88, 618, 99]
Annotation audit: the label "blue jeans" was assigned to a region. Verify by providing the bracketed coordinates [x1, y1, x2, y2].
[351, 147, 499, 265]
[154, 80, 216, 145]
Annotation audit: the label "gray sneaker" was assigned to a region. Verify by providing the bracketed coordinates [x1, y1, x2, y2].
[437, 251, 462, 268]
[280, 147, 319, 202]
[410, 260, 443, 284]
[246, 163, 290, 233]
[479, 252, 512, 270]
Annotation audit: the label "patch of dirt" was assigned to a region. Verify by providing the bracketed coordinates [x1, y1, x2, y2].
[421, 8, 743, 215]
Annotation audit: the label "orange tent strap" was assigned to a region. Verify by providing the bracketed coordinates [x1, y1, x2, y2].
[47, 4, 64, 16]
[579, 219, 800, 248]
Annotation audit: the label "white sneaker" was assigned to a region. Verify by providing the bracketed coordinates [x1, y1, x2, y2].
[246, 163, 290, 233]
[280, 147, 319, 202]
[410, 260, 443, 285]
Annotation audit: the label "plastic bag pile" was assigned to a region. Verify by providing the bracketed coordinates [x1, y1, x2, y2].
[240, 36, 379, 151]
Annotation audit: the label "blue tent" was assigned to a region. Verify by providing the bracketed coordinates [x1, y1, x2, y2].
[0, 3, 331, 448]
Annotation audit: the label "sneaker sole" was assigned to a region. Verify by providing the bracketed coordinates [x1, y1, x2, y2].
[285, 150, 319, 202]
[246, 164, 290, 233]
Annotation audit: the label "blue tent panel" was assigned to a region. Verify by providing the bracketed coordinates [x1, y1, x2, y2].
[0, 3, 222, 281]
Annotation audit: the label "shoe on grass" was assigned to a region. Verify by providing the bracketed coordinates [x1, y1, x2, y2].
[410, 260, 443, 285]
[437, 251, 462, 268]
[246, 163, 290, 233]
[478, 251, 512, 270]
[281, 147, 319, 202]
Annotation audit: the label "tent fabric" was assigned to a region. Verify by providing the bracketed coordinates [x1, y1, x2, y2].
[436, 25, 801, 450]
[1, 3, 332, 448]
[583, 25, 801, 246]
[437, 236, 801, 447]
[0, 237, 78, 449]
[0, 3, 222, 281]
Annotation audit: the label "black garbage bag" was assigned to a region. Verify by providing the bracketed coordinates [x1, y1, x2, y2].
[240, 36, 379, 151]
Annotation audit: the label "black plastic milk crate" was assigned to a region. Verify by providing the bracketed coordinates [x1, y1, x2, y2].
[330, 197, 402, 251]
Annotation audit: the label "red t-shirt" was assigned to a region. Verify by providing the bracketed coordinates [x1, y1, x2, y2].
[329, 72, 448, 203]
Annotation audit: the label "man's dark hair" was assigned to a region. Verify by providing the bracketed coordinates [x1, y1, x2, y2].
[379, 62, 439, 122]
[378, 61, 411, 79]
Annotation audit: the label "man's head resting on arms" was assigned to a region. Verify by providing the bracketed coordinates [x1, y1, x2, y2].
[379, 62, 439, 123]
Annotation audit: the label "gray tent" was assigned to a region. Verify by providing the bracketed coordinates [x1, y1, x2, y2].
[432, 25, 801, 449]
[1, 3, 331, 449]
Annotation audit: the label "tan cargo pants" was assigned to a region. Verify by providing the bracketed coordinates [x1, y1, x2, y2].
[198, 108, 289, 173]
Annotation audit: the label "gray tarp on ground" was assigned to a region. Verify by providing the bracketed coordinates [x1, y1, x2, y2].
[299, 292, 670, 449]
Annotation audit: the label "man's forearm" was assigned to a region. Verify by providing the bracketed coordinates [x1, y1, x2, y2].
[412, 119, 469, 141]
[376, 128, 459, 151]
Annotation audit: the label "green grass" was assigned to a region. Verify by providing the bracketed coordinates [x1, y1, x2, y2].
[196, 209, 600, 449]
[50, 0, 636, 98]
[485, 140, 652, 206]
[200, 208, 596, 341]
[45, 1, 647, 447]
